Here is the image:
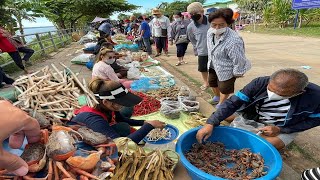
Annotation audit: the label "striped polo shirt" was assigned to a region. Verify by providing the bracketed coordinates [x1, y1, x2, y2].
[256, 98, 291, 124]
[302, 167, 320, 180]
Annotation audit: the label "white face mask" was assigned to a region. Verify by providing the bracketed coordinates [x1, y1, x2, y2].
[267, 89, 286, 101]
[212, 27, 227, 35]
[174, 18, 181, 22]
[104, 58, 115, 64]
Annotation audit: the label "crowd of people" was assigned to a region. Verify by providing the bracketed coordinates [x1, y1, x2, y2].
[0, 2, 320, 179]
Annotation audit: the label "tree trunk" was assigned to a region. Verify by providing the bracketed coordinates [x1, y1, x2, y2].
[16, 15, 27, 44]
[298, 15, 302, 28]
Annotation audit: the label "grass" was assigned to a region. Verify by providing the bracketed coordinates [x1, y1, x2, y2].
[287, 142, 320, 165]
[0, 33, 72, 74]
[243, 23, 320, 38]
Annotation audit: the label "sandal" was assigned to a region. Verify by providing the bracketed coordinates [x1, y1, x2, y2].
[176, 62, 182, 66]
[200, 85, 208, 91]
[155, 54, 161, 57]
[182, 61, 188, 64]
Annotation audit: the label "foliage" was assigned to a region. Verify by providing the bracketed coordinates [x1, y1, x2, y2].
[234, 0, 270, 13]
[188, 0, 207, 4]
[158, 1, 190, 18]
[244, 23, 320, 38]
[5, 0, 41, 38]
[118, 13, 130, 20]
[30, 0, 138, 29]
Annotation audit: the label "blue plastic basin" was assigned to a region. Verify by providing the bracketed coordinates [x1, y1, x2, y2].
[176, 126, 282, 180]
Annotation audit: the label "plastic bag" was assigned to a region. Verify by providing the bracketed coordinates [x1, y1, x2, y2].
[79, 31, 97, 44]
[84, 42, 97, 48]
[180, 100, 200, 112]
[131, 77, 160, 92]
[71, 54, 92, 65]
[230, 115, 265, 133]
[177, 86, 196, 103]
[160, 98, 181, 119]
[127, 66, 141, 80]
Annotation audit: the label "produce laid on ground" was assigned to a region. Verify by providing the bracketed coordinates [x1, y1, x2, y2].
[160, 98, 181, 119]
[185, 142, 266, 180]
[183, 112, 208, 128]
[1, 125, 117, 179]
[113, 138, 179, 180]
[145, 87, 180, 100]
[13, 63, 98, 121]
[132, 92, 161, 116]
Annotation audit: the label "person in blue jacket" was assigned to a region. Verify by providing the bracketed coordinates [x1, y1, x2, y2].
[196, 68, 320, 150]
[72, 78, 165, 144]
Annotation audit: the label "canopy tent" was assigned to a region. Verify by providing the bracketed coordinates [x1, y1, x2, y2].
[91, 17, 108, 23]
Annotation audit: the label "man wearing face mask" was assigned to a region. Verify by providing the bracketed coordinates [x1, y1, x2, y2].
[186, 2, 210, 91]
[196, 69, 320, 150]
[150, 8, 171, 57]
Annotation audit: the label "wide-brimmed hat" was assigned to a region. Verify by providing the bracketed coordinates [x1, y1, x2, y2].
[94, 84, 142, 107]
[187, 2, 204, 14]
[152, 8, 161, 15]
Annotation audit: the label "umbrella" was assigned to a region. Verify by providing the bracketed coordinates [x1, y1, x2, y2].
[91, 17, 108, 23]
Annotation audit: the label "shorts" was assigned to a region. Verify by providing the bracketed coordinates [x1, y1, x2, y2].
[176, 43, 188, 57]
[278, 133, 298, 146]
[198, 56, 208, 72]
[235, 116, 298, 146]
[208, 68, 236, 94]
[154, 37, 168, 52]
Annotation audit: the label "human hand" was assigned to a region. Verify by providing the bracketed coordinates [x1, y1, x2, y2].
[196, 124, 214, 143]
[0, 49, 2, 53]
[145, 120, 166, 129]
[258, 126, 280, 137]
[0, 100, 41, 176]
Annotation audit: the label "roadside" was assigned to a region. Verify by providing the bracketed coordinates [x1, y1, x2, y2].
[244, 24, 320, 38]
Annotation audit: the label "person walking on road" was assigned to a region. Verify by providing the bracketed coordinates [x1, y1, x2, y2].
[169, 12, 190, 66]
[0, 26, 34, 74]
[138, 16, 152, 55]
[150, 8, 170, 57]
[207, 8, 251, 108]
[186, 2, 210, 91]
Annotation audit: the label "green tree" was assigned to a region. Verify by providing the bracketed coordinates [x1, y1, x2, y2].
[31, 0, 138, 29]
[118, 13, 129, 20]
[6, 0, 41, 36]
[158, 1, 189, 19]
[188, 0, 207, 4]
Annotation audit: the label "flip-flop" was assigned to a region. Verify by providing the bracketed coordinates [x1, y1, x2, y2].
[200, 85, 208, 91]
[176, 62, 182, 66]
[182, 61, 188, 64]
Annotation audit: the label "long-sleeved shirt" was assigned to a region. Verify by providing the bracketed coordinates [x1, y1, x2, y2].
[207, 27, 251, 81]
[150, 15, 170, 37]
[169, 19, 190, 44]
[206, 77, 320, 134]
[0, 28, 17, 52]
[186, 16, 210, 56]
[72, 106, 154, 143]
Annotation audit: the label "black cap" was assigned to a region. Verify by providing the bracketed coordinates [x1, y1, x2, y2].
[94, 84, 142, 107]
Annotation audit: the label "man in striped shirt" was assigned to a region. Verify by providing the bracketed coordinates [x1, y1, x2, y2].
[197, 69, 320, 150]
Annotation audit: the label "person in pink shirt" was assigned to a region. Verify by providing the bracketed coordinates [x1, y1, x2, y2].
[92, 48, 133, 88]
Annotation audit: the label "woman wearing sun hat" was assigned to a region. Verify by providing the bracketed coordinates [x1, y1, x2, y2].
[72, 78, 165, 143]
